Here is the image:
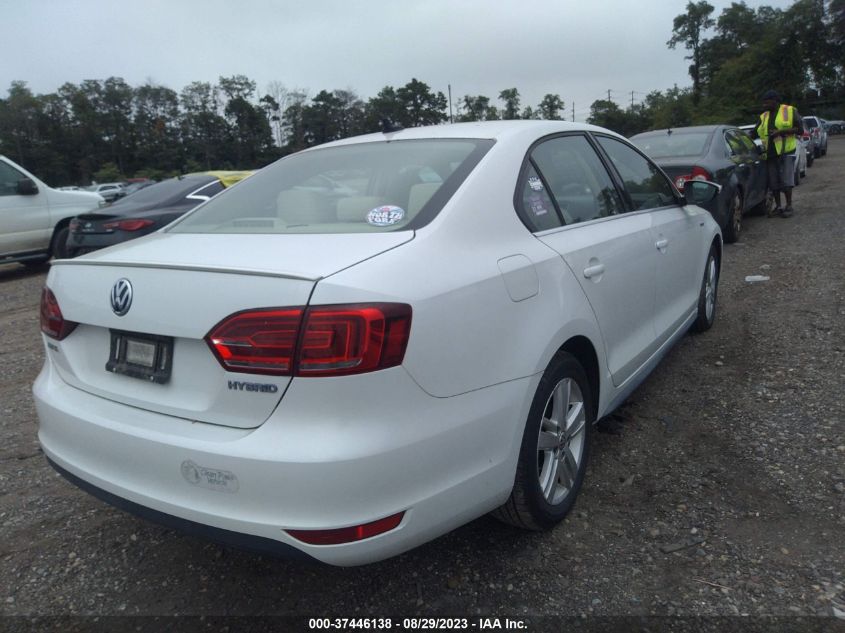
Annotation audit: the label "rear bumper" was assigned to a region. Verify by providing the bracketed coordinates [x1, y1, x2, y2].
[45, 456, 316, 562]
[34, 360, 535, 566]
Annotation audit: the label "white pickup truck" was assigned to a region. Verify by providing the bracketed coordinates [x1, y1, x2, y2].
[0, 155, 105, 266]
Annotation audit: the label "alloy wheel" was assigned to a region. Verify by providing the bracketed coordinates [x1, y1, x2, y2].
[705, 256, 717, 322]
[536, 377, 587, 505]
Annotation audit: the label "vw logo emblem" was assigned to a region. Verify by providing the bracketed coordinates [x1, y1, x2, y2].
[110, 279, 133, 316]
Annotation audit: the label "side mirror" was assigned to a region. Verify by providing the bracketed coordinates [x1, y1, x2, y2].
[16, 178, 39, 195]
[683, 180, 721, 206]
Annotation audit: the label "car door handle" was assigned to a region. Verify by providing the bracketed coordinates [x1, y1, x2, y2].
[655, 238, 669, 250]
[583, 264, 605, 278]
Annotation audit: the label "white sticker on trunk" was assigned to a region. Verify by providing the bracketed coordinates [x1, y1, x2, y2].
[181, 460, 240, 493]
[367, 205, 405, 226]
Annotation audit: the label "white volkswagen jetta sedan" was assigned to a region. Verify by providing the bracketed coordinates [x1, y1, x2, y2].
[34, 121, 722, 566]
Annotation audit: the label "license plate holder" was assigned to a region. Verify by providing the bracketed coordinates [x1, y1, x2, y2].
[106, 330, 173, 384]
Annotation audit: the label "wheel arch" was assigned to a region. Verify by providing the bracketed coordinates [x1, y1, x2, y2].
[49, 217, 74, 257]
[711, 234, 723, 270]
[557, 335, 600, 421]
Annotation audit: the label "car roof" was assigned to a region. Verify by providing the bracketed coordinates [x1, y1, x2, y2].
[312, 120, 625, 150]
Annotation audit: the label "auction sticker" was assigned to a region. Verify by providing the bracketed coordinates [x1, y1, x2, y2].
[367, 205, 405, 226]
[528, 176, 544, 191]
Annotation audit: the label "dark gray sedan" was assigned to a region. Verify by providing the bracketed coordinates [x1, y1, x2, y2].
[631, 125, 767, 242]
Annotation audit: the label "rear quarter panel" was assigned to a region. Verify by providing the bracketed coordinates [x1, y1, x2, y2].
[311, 149, 606, 401]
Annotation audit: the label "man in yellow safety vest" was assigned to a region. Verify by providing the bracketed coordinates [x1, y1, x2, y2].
[754, 89, 803, 218]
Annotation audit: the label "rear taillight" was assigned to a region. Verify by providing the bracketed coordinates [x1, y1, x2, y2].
[102, 219, 155, 231]
[674, 166, 712, 191]
[40, 287, 78, 340]
[206, 308, 303, 375]
[285, 512, 405, 545]
[205, 303, 412, 377]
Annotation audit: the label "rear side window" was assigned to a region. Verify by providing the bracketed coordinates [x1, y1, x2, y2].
[595, 136, 677, 211]
[169, 139, 493, 234]
[736, 130, 757, 152]
[518, 134, 623, 231]
[519, 164, 562, 231]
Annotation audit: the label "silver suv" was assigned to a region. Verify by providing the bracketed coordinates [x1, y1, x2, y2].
[0, 155, 104, 266]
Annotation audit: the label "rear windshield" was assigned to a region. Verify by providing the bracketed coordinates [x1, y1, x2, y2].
[631, 132, 711, 158]
[804, 116, 820, 128]
[169, 139, 493, 234]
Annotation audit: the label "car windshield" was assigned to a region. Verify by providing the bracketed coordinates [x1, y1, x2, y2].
[804, 117, 820, 127]
[631, 132, 711, 158]
[169, 139, 493, 234]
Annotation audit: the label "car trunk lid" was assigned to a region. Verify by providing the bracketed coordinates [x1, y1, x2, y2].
[45, 232, 413, 429]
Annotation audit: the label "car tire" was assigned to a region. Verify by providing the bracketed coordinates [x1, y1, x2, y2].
[691, 245, 719, 333]
[722, 190, 742, 244]
[807, 151, 814, 167]
[493, 352, 593, 531]
[50, 226, 71, 260]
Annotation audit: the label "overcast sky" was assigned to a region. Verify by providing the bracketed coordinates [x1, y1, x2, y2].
[3, 0, 795, 122]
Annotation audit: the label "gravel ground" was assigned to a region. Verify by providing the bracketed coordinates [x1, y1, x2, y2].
[1, 140, 843, 631]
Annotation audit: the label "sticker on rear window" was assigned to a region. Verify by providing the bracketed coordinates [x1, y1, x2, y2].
[528, 176, 544, 191]
[367, 205, 405, 226]
[528, 193, 549, 216]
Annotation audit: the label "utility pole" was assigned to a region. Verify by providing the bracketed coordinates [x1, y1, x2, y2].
[631, 91, 635, 109]
[571, 102, 575, 122]
[448, 84, 453, 124]
[607, 89, 612, 102]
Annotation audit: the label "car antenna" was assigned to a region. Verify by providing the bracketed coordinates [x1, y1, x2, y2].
[380, 117, 404, 134]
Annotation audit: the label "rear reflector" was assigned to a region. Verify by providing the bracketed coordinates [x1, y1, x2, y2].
[285, 512, 404, 545]
[40, 287, 78, 340]
[206, 303, 411, 377]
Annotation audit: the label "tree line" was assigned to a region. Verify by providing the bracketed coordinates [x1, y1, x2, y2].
[0, 75, 571, 187]
[588, 0, 844, 135]
[1, 0, 841, 186]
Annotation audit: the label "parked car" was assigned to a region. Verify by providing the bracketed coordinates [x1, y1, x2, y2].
[800, 119, 816, 168]
[66, 171, 252, 257]
[631, 125, 766, 243]
[35, 121, 723, 566]
[825, 120, 843, 135]
[85, 182, 126, 203]
[0, 155, 105, 266]
[804, 115, 828, 157]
